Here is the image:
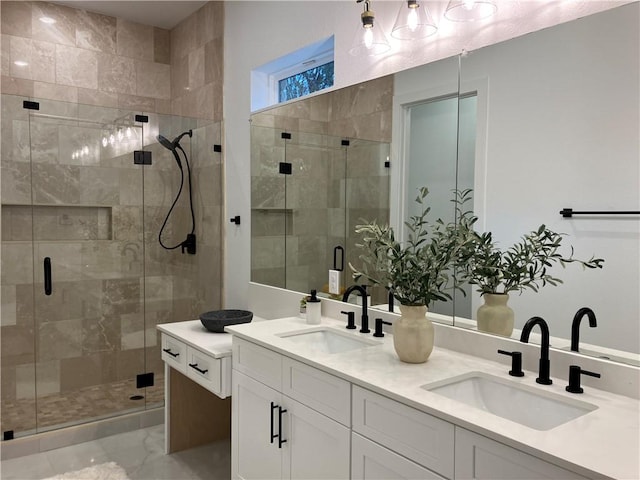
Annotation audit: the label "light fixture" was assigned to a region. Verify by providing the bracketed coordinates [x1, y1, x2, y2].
[445, 0, 497, 22]
[349, 0, 391, 56]
[391, 0, 437, 40]
[39, 16, 56, 24]
[13, 60, 28, 67]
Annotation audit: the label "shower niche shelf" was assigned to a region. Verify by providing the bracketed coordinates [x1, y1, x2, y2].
[1, 204, 113, 242]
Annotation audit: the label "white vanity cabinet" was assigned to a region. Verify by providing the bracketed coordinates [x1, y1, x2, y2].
[352, 386, 454, 479]
[232, 338, 351, 480]
[454, 428, 588, 480]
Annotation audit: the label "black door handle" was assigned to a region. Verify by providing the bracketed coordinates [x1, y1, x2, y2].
[162, 348, 179, 358]
[270, 402, 278, 444]
[278, 406, 287, 448]
[44, 257, 52, 295]
[333, 246, 344, 272]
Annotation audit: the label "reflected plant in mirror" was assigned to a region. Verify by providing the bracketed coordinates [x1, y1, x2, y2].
[458, 218, 605, 337]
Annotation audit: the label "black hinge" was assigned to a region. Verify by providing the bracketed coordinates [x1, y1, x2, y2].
[133, 151, 152, 165]
[213, 144, 222, 152]
[281, 132, 292, 140]
[279, 162, 292, 175]
[134, 114, 149, 123]
[341, 139, 350, 146]
[23, 101, 40, 110]
[3, 430, 14, 441]
[136, 372, 154, 389]
[384, 160, 391, 168]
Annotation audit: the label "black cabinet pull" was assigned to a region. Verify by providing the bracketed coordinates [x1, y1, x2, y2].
[270, 402, 278, 444]
[188, 363, 208, 374]
[333, 246, 344, 272]
[278, 406, 287, 448]
[44, 257, 52, 295]
[162, 348, 179, 358]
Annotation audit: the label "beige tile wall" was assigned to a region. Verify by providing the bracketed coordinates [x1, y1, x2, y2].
[170, 1, 224, 121]
[0, 1, 225, 435]
[1, 1, 171, 112]
[250, 76, 392, 294]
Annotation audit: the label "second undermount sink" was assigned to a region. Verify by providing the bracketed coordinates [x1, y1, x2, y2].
[422, 372, 597, 431]
[277, 327, 380, 354]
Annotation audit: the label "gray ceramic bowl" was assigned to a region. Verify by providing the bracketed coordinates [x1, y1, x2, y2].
[199, 309, 253, 333]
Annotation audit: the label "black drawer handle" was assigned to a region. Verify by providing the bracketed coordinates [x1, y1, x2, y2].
[44, 257, 52, 295]
[188, 363, 208, 374]
[162, 348, 179, 358]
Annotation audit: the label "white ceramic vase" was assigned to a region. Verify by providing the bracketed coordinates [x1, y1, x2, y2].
[477, 293, 514, 337]
[393, 305, 434, 364]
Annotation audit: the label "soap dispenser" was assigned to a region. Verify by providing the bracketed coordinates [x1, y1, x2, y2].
[306, 290, 321, 325]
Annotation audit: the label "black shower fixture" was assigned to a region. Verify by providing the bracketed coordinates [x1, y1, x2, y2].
[157, 129, 197, 255]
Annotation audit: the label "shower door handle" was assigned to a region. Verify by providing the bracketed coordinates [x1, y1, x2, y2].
[44, 257, 52, 295]
[333, 246, 344, 272]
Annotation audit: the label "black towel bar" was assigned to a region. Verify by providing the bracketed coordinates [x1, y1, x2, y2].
[560, 208, 640, 218]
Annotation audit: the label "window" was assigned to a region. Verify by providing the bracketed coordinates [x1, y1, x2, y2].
[278, 61, 334, 103]
[251, 36, 335, 112]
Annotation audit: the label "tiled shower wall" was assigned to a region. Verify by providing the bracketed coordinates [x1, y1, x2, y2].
[0, 1, 225, 436]
[250, 76, 392, 297]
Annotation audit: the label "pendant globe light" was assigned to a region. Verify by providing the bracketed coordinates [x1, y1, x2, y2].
[349, 0, 391, 56]
[391, 0, 437, 40]
[444, 0, 497, 22]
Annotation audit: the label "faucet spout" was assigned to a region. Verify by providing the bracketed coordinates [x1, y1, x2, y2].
[342, 284, 370, 333]
[520, 316, 552, 385]
[570, 307, 597, 352]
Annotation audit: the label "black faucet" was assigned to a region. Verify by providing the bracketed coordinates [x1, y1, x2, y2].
[342, 284, 370, 333]
[520, 316, 552, 385]
[570, 307, 597, 352]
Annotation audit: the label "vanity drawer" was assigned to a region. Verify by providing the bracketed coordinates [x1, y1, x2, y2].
[232, 337, 282, 390]
[161, 333, 187, 373]
[185, 346, 223, 396]
[353, 386, 455, 479]
[282, 356, 351, 426]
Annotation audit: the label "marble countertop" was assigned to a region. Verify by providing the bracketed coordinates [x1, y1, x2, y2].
[158, 320, 233, 358]
[227, 315, 640, 480]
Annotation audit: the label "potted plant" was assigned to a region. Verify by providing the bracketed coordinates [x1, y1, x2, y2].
[459, 224, 605, 336]
[350, 188, 476, 363]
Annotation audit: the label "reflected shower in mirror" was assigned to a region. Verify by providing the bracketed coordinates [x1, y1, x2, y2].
[250, 3, 639, 365]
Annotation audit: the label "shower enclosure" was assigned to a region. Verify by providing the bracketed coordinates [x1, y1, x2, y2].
[1, 94, 223, 439]
[250, 125, 390, 302]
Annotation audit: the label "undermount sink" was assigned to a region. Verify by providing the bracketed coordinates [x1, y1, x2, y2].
[277, 327, 380, 354]
[422, 372, 597, 431]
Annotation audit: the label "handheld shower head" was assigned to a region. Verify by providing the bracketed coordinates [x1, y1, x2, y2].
[156, 134, 182, 169]
[156, 134, 175, 151]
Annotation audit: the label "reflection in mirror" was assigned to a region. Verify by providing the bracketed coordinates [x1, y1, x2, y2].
[250, 4, 639, 366]
[457, 3, 639, 361]
[250, 76, 392, 303]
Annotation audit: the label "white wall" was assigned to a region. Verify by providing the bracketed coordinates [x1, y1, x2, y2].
[222, 1, 632, 316]
[462, 4, 639, 353]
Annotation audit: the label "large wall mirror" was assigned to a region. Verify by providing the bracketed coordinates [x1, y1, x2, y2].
[250, 3, 639, 365]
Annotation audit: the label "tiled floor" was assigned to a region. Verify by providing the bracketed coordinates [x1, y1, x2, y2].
[2, 376, 165, 434]
[0, 424, 230, 480]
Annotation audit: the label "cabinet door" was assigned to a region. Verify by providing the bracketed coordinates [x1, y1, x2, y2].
[454, 428, 588, 480]
[352, 432, 446, 480]
[282, 396, 350, 480]
[232, 371, 282, 480]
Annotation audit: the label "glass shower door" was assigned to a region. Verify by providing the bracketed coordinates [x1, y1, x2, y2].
[27, 99, 147, 432]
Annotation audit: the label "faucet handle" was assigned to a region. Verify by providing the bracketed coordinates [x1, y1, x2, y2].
[373, 318, 392, 338]
[341, 311, 356, 330]
[566, 365, 601, 394]
[497, 349, 525, 377]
